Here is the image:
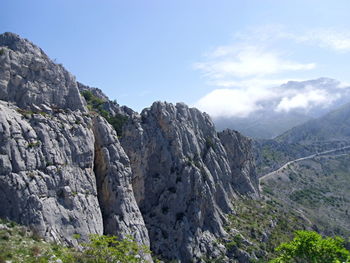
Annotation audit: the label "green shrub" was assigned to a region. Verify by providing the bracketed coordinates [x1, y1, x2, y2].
[269, 230, 350, 263]
[106, 113, 129, 137]
[81, 90, 105, 109]
[81, 90, 93, 102]
[28, 141, 41, 148]
[80, 234, 150, 263]
[80, 90, 129, 136]
[205, 137, 215, 149]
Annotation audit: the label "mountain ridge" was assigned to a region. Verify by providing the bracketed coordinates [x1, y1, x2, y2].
[2, 31, 349, 263]
[0, 32, 261, 262]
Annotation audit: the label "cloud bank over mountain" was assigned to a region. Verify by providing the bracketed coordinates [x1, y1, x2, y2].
[203, 78, 350, 139]
[196, 78, 349, 118]
[194, 25, 350, 119]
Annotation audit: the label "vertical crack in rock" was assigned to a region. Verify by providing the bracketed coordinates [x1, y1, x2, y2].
[91, 116, 152, 261]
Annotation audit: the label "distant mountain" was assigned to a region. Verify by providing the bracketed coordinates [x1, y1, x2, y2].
[257, 94, 350, 239]
[277, 102, 350, 147]
[256, 102, 350, 176]
[215, 111, 312, 139]
[214, 78, 350, 139]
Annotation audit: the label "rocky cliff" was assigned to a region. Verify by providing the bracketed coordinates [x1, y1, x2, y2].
[120, 102, 258, 261]
[0, 32, 259, 262]
[0, 32, 150, 250]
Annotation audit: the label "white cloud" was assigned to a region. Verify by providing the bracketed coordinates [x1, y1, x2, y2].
[194, 46, 315, 79]
[295, 29, 350, 52]
[234, 25, 350, 52]
[193, 40, 316, 118]
[209, 78, 301, 88]
[275, 87, 339, 112]
[193, 25, 350, 118]
[337, 81, 350, 89]
[195, 82, 347, 118]
[195, 86, 276, 118]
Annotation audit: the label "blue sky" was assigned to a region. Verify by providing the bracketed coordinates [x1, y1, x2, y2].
[2, 0, 350, 116]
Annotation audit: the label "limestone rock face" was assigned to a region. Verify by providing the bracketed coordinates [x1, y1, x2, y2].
[0, 101, 103, 245]
[0, 32, 151, 251]
[92, 116, 150, 247]
[0, 32, 85, 111]
[218, 129, 258, 196]
[121, 101, 259, 262]
[0, 32, 259, 262]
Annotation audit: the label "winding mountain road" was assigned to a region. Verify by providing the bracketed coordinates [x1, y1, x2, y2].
[259, 145, 350, 184]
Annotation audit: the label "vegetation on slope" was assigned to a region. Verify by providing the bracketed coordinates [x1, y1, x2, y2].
[255, 102, 350, 177]
[269, 230, 350, 263]
[262, 154, 350, 237]
[0, 218, 149, 263]
[1, 198, 348, 263]
[81, 90, 128, 136]
[222, 197, 350, 262]
[223, 198, 311, 262]
[254, 140, 312, 176]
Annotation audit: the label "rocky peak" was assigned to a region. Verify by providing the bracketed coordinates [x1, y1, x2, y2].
[0, 32, 85, 112]
[121, 101, 259, 262]
[0, 32, 151, 255]
[0, 32, 260, 262]
[0, 32, 46, 57]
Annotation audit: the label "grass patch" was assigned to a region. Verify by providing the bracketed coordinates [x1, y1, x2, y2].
[27, 141, 41, 148]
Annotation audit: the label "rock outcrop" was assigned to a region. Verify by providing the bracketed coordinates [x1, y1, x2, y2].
[92, 116, 150, 247]
[0, 32, 85, 112]
[0, 32, 259, 262]
[0, 100, 103, 245]
[218, 129, 258, 195]
[121, 102, 259, 262]
[0, 32, 150, 250]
